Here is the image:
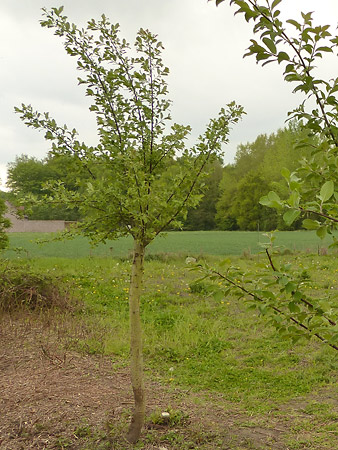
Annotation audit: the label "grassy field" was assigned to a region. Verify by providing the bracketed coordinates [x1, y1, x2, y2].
[4, 229, 336, 259]
[1, 244, 337, 448]
[28, 254, 336, 406]
[5, 252, 333, 449]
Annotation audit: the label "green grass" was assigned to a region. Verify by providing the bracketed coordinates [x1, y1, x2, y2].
[24, 253, 338, 415]
[2, 251, 337, 449]
[4, 230, 336, 259]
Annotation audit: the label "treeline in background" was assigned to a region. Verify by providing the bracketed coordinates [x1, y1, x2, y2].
[186, 120, 313, 231]
[2, 121, 313, 231]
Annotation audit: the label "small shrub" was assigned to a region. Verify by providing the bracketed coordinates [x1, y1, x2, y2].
[189, 281, 210, 295]
[300, 269, 311, 280]
[282, 248, 293, 255]
[242, 248, 253, 259]
[0, 261, 75, 312]
[144, 252, 171, 262]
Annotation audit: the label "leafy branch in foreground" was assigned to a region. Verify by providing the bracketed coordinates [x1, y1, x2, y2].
[191, 234, 338, 351]
[202, 0, 338, 350]
[15, 6, 244, 443]
[213, 0, 338, 243]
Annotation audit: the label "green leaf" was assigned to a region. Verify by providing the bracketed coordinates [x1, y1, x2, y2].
[281, 167, 290, 180]
[267, 191, 281, 202]
[301, 12, 313, 23]
[288, 302, 300, 313]
[271, 0, 282, 9]
[316, 226, 327, 240]
[326, 96, 337, 105]
[260, 191, 283, 209]
[256, 51, 270, 61]
[316, 46, 333, 53]
[302, 219, 320, 230]
[285, 73, 301, 82]
[263, 37, 277, 54]
[285, 282, 297, 294]
[45, 131, 54, 140]
[277, 51, 290, 63]
[286, 19, 301, 30]
[283, 209, 301, 226]
[284, 63, 295, 73]
[319, 180, 334, 202]
[287, 191, 300, 208]
[330, 84, 338, 94]
[261, 290, 276, 300]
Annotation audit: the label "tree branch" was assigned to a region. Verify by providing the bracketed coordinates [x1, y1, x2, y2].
[211, 268, 338, 351]
[243, 0, 338, 146]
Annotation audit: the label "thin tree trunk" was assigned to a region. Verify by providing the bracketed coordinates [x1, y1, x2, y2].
[126, 239, 146, 444]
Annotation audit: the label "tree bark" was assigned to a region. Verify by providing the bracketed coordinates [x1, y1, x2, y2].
[126, 239, 146, 444]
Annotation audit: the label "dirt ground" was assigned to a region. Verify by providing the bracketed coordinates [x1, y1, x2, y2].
[0, 316, 336, 450]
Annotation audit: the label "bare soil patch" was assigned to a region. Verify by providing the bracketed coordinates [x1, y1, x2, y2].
[0, 315, 336, 450]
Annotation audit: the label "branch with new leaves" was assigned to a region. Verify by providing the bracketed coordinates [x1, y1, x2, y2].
[199, 0, 338, 351]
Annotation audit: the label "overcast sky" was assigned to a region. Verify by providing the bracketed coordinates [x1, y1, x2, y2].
[1, 0, 338, 189]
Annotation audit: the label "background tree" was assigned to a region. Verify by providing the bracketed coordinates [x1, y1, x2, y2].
[7, 154, 84, 220]
[0, 195, 10, 251]
[215, 164, 239, 229]
[184, 159, 223, 230]
[200, 0, 338, 350]
[230, 170, 276, 230]
[216, 122, 312, 231]
[15, 7, 244, 443]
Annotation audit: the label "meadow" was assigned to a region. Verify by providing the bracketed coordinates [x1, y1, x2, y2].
[27, 253, 337, 409]
[4, 229, 335, 259]
[1, 231, 337, 449]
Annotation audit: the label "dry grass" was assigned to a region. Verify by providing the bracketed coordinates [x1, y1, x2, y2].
[0, 261, 77, 312]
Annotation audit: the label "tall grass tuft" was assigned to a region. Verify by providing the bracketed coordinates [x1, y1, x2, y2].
[0, 261, 75, 312]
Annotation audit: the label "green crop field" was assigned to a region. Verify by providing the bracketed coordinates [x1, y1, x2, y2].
[3, 230, 335, 259]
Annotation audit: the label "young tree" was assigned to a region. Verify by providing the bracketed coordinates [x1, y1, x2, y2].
[200, 0, 338, 350]
[15, 7, 244, 442]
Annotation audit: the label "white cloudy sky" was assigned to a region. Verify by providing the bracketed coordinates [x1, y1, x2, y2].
[1, 0, 338, 189]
